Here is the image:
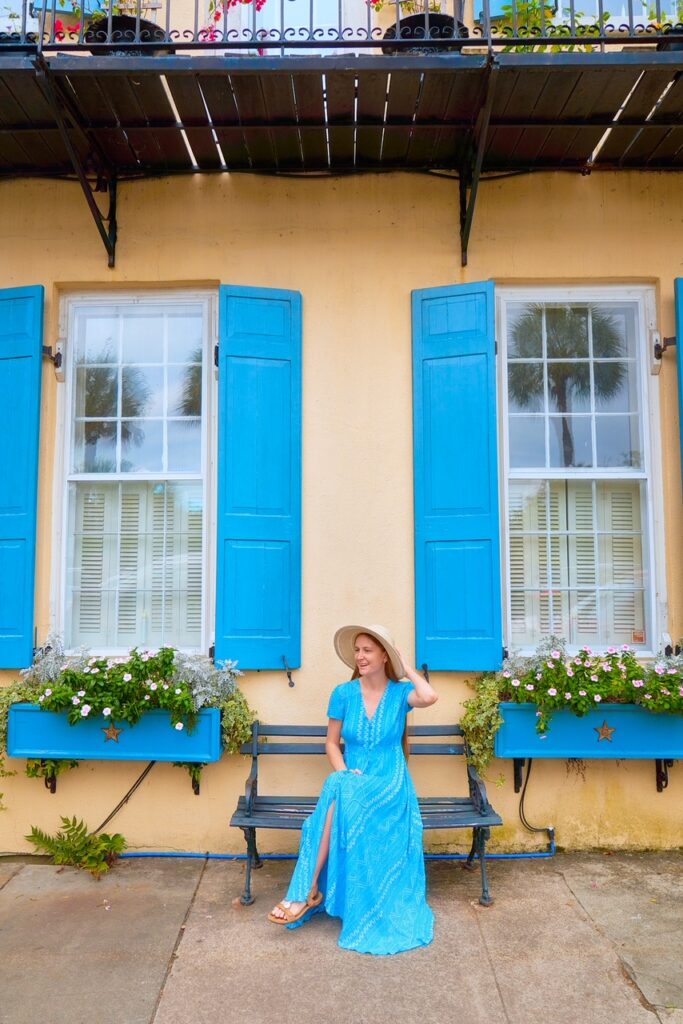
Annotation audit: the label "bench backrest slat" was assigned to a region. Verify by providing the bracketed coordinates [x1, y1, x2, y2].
[254, 723, 463, 737]
[240, 722, 467, 757]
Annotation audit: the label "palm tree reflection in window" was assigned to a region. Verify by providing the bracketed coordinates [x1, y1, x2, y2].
[507, 305, 626, 468]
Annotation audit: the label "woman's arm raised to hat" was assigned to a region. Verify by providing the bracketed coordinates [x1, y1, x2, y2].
[397, 651, 439, 708]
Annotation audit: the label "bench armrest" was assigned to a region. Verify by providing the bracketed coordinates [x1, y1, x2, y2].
[244, 758, 258, 815]
[467, 762, 492, 816]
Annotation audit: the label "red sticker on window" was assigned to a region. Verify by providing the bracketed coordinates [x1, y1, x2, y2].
[632, 630, 645, 644]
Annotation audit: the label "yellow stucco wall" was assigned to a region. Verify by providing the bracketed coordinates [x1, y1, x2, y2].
[0, 170, 681, 856]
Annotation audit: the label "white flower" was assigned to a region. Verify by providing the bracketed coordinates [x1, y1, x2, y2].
[535, 672, 542, 680]
[546, 660, 555, 669]
[511, 680, 520, 687]
[579, 690, 587, 697]
[594, 694, 602, 703]
[547, 687, 557, 696]
[38, 695, 45, 703]
[72, 696, 81, 705]
[144, 695, 151, 701]
[590, 675, 598, 682]
[567, 668, 574, 678]
[44, 688, 52, 697]
[174, 722, 184, 731]
[564, 692, 572, 700]
[175, 688, 182, 694]
[78, 690, 86, 697]
[141, 653, 150, 662]
[150, 682, 158, 691]
[91, 667, 99, 674]
[525, 683, 535, 691]
[123, 673, 132, 682]
[102, 707, 112, 717]
[83, 667, 91, 674]
[502, 670, 510, 678]
[163, 684, 169, 690]
[550, 650, 560, 660]
[80, 704, 91, 717]
[644, 694, 652, 700]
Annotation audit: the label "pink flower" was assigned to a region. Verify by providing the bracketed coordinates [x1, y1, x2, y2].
[633, 679, 644, 688]
[574, 658, 582, 666]
[607, 647, 617, 654]
[564, 692, 572, 700]
[567, 667, 574, 677]
[511, 679, 520, 687]
[601, 663, 609, 672]
[621, 644, 630, 651]
[590, 675, 598, 682]
[655, 666, 665, 675]
[579, 690, 587, 697]
[150, 682, 158, 691]
[72, 696, 81, 705]
[536, 672, 542, 680]
[547, 660, 555, 668]
[123, 673, 132, 682]
[662, 688, 670, 696]
[103, 708, 112, 716]
[502, 670, 510, 678]
[644, 694, 652, 700]
[550, 650, 561, 659]
[583, 646, 593, 654]
[667, 668, 677, 675]
[547, 687, 557, 696]
[80, 704, 91, 716]
[594, 694, 602, 702]
[679, 687, 683, 697]
[525, 683, 535, 691]
[174, 722, 184, 731]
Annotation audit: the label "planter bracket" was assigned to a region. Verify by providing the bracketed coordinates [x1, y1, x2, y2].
[513, 757, 525, 794]
[32, 55, 118, 268]
[656, 758, 673, 792]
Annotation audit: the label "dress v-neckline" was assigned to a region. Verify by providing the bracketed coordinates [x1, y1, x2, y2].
[358, 680, 389, 722]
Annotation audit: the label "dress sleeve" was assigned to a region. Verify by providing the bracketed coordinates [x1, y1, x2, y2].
[401, 682, 416, 714]
[327, 683, 347, 720]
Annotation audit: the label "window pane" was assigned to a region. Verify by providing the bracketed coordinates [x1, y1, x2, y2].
[66, 481, 203, 649]
[122, 366, 163, 417]
[121, 315, 164, 363]
[593, 361, 638, 414]
[507, 302, 542, 358]
[73, 422, 117, 473]
[168, 364, 202, 417]
[546, 362, 591, 413]
[168, 315, 204, 363]
[507, 363, 543, 413]
[548, 416, 592, 467]
[507, 479, 649, 649]
[167, 420, 201, 472]
[121, 420, 164, 473]
[592, 305, 635, 359]
[76, 367, 118, 419]
[75, 313, 117, 365]
[546, 306, 589, 358]
[595, 415, 641, 468]
[509, 417, 545, 468]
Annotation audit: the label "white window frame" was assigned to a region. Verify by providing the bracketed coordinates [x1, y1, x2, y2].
[51, 289, 218, 657]
[496, 284, 667, 659]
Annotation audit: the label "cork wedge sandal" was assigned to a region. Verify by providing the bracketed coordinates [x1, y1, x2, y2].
[268, 887, 324, 925]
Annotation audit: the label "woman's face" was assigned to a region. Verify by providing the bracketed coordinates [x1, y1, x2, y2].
[354, 634, 388, 678]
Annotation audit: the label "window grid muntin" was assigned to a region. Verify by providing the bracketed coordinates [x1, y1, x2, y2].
[64, 297, 210, 654]
[500, 290, 654, 653]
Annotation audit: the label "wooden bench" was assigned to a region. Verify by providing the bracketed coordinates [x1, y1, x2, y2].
[229, 722, 503, 908]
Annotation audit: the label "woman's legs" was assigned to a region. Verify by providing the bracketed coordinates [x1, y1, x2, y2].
[270, 801, 335, 920]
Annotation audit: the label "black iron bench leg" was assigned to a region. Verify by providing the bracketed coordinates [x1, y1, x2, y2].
[240, 827, 259, 906]
[462, 830, 478, 872]
[476, 826, 493, 907]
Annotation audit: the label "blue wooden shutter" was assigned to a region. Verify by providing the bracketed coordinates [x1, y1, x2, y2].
[215, 286, 302, 669]
[412, 281, 502, 671]
[0, 286, 43, 668]
[676, 279, 683, 498]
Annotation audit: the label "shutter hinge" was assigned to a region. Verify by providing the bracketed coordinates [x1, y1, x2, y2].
[43, 344, 64, 377]
[421, 663, 430, 684]
[214, 344, 219, 368]
[654, 334, 675, 360]
[503, 647, 509, 662]
[282, 655, 295, 687]
[495, 338, 498, 355]
[209, 643, 215, 660]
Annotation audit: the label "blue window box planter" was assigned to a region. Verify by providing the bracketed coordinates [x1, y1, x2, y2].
[7, 704, 222, 763]
[495, 702, 683, 760]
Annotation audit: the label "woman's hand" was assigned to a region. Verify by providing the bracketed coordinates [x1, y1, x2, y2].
[396, 647, 439, 708]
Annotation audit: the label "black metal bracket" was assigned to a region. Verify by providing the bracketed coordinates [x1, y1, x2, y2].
[282, 655, 295, 687]
[421, 663, 430, 684]
[656, 758, 673, 792]
[654, 335, 676, 360]
[192, 776, 201, 796]
[44, 763, 57, 794]
[33, 55, 118, 268]
[459, 58, 499, 268]
[513, 757, 525, 793]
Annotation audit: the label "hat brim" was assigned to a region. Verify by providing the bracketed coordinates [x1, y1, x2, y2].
[333, 624, 405, 681]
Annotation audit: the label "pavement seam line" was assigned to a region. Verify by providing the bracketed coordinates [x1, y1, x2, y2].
[149, 856, 209, 1024]
[0, 863, 24, 892]
[472, 906, 514, 1024]
[557, 867, 661, 1019]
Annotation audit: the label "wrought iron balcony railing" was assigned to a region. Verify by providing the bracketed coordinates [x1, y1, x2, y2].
[1, 0, 682, 53]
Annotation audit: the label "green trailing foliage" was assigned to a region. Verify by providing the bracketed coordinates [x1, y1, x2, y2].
[462, 635, 683, 778]
[25, 816, 126, 877]
[25, 759, 79, 781]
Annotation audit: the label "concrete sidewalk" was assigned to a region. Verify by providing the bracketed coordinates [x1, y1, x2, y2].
[1, 852, 681, 1024]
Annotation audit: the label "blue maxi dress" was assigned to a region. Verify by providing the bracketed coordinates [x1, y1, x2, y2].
[284, 678, 434, 955]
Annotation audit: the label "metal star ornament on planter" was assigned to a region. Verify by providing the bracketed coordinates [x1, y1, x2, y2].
[102, 722, 123, 743]
[595, 720, 616, 742]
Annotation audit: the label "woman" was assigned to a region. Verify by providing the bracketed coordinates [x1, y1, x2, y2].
[268, 623, 438, 955]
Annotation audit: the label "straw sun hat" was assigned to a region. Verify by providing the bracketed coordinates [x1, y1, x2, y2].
[333, 624, 405, 681]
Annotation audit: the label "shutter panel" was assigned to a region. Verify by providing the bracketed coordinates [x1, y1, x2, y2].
[0, 286, 43, 667]
[412, 282, 502, 671]
[215, 286, 302, 668]
[676, 279, 683, 496]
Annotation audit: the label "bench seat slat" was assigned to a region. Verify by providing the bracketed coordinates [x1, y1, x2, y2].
[230, 796, 502, 831]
